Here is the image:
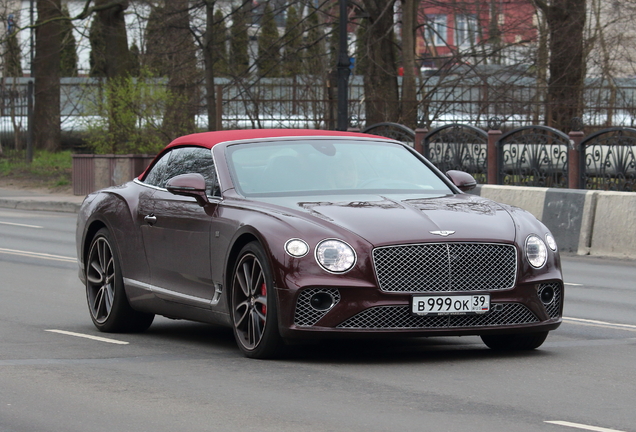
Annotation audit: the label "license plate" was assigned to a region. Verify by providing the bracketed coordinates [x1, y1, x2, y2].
[411, 294, 490, 316]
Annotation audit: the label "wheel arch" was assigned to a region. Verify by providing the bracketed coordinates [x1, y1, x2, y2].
[224, 232, 261, 307]
[80, 219, 109, 277]
[79, 189, 149, 285]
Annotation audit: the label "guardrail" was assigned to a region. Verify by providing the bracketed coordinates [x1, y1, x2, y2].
[472, 185, 636, 259]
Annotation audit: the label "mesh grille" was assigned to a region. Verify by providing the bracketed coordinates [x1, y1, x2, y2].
[373, 243, 517, 293]
[294, 288, 341, 327]
[539, 282, 563, 319]
[337, 303, 539, 329]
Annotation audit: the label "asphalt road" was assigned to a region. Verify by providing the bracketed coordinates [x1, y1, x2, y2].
[1, 208, 635, 432]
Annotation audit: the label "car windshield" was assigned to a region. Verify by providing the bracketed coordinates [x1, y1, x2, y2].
[226, 139, 453, 197]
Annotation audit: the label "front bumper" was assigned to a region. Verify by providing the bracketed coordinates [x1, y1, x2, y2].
[276, 281, 563, 339]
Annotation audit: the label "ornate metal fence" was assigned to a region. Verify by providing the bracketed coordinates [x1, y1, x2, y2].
[497, 126, 570, 187]
[422, 124, 488, 183]
[360, 122, 415, 146]
[0, 80, 30, 152]
[580, 127, 636, 191]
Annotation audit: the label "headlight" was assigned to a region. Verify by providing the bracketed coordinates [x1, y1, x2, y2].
[285, 239, 309, 257]
[315, 239, 356, 273]
[526, 234, 548, 268]
[545, 233, 558, 251]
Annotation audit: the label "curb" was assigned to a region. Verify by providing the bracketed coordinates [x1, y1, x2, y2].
[0, 198, 82, 213]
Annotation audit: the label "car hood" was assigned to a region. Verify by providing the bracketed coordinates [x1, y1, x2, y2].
[256, 193, 517, 246]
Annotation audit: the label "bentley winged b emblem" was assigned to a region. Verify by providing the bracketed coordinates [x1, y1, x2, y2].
[429, 230, 456, 237]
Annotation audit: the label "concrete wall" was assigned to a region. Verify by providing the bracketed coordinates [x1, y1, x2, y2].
[472, 185, 636, 259]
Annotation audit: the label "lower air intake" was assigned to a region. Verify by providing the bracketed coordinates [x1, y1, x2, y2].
[337, 303, 539, 329]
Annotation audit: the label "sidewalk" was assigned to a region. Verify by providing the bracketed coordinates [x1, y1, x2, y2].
[0, 187, 85, 213]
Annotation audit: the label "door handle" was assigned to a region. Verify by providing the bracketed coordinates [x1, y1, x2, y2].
[144, 214, 157, 226]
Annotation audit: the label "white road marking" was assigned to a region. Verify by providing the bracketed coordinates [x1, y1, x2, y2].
[0, 248, 76, 263]
[564, 317, 636, 332]
[545, 420, 627, 432]
[565, 283, 583, 286]
[45, 330, 129, 345]
[0, 221, 43, 228]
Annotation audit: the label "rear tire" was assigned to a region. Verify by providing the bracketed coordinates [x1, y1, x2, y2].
[230, 242, 283, 359]
[85, 228, 154, 333]
[481, 331, 549, 351]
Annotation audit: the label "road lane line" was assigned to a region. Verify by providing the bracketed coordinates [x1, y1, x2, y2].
[0, 221, 43, 228]
[0, 248, 76, 263]
[45, 330, 129, 345]
[545, 420, 627, 432]
[565, 283, 583, 286]
[564, 317, 636, 332]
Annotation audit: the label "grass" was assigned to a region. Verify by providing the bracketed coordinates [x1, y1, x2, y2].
[0, 149, 72, 190]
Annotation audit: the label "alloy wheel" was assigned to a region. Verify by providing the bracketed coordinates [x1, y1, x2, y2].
[86, 236, 116, 324]
[232, 252, 269, 350]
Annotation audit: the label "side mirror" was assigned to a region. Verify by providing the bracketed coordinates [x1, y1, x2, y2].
[166, 173, 210, 206]
[446, 170, 477, 192]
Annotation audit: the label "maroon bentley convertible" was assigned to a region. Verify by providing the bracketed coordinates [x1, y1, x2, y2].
[76, 129, 563, 358]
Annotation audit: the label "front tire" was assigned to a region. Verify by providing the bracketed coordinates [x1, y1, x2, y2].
[85, 228, 154, 333]
[481, 331, 549, 351]
[230, 242, 283, 359]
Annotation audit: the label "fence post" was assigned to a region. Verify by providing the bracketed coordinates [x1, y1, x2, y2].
[414, 127, 428, 155]
[487, 121, 502, 184]
[568, 130, 584, 190]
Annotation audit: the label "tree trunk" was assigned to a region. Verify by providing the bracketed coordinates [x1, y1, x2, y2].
[95, 0, 132, 79]
[203, 0, 218, 131]
[535, 0, 587, 132]
[533, 9, 549, 124]
[162, 0, 199, 139]
[362, 0, 400, 126]
[33, 0, 62, 152]
[400, 0, 419, 129]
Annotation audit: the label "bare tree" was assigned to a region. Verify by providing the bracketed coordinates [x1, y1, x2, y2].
[360, 0, 400, 126]
[33, 0, 62, 152]
[400, 0, 419, 129]
[202, 0, 218, 131]
[94, 0, 133, 79]
[161, 0, 199, 138]
[534, 0, 586, 132]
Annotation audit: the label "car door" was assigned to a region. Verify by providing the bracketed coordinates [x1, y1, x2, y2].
[140, 146, 220, 308]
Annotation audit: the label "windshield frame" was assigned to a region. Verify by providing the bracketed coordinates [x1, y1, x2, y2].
[224, 137, 457, 198]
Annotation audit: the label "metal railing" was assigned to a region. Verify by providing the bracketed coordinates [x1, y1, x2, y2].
[0, 80, 32, 154]
[580, 127, 636, 191]
[362, 120, 636, 192]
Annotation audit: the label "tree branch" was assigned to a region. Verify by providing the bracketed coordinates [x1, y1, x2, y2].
[532, 0, 550, 14]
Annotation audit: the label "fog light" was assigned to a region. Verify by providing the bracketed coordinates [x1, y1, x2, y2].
[539, 286, 555, 305]
[309, 292, 335, 311]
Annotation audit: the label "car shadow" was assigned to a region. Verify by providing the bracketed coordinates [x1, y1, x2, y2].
[142, 319, 237, 350]
[281, 337, 555, 364]
[133, 319, 556, 364]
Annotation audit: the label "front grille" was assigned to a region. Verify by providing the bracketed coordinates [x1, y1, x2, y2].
[337, 303, 538, 329]
[539, 282, 563, 318]
[373, 243, 517, 293]
[294, 288, 341, 327]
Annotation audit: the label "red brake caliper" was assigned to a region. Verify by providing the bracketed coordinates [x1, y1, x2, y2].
[261, 283, 267, 316]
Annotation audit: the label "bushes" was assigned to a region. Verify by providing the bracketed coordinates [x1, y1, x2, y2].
[83, 71, 177, 155]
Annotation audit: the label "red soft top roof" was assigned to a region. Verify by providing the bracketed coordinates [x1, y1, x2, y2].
[165, 129, 379, 150]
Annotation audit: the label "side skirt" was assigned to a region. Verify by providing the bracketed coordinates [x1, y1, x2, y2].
[123, 278, 231, 327]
